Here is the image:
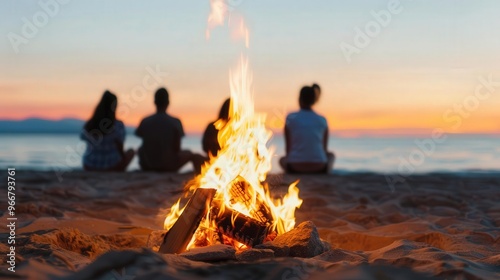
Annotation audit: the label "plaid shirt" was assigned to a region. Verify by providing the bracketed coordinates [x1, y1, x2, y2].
[81, 121, 125, 169]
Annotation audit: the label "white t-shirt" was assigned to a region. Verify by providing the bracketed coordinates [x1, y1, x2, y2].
[286, 109, 328, 163]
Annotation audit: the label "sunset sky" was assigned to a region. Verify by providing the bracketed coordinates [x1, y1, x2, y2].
[1, 0, 499, 135]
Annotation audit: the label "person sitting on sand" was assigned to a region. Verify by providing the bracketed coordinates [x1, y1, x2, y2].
[202, 98, 230, 157]
[81, 90, 135, 171]
[279, 86, 335, 173]
[136, 88, 205, 173]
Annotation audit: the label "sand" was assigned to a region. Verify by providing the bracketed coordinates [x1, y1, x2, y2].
[0, 171, 499, 279]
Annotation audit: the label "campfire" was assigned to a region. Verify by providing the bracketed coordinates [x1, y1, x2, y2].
[157, 1, 304, 255]
[159, 57, 303, 254]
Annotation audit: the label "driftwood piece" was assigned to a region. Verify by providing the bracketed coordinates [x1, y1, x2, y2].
[159, 188, 217, 254]
[214, 207, 270, 247]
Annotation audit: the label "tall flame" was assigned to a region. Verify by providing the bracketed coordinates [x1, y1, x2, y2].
[162, 1, 302, 252]
[163, 57, 302, 250]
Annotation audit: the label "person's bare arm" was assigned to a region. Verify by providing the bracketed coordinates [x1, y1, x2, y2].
[135, 121, 143, 138]
[116, 122, 126, 157]
[323, 129, 329, 153]
[285, 125, 291, 155]
[174, 136, 181, 154]
[202, 124, 213, 155]
[175, 119, 184, 154]
[115, 140, 125, 157]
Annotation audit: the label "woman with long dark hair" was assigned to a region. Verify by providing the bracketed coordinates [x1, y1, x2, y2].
[81, 90, 135, 171]
[202, 98, 230, 157]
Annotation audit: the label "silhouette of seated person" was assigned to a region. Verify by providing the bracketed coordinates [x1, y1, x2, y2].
[136, 88, 204, 173]
[202, 98, 230, 158]
[280, 85, 335, 173]
[81, 90, 135, 171]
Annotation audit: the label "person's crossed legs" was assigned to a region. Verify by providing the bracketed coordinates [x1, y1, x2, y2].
[280, 152, 335, 174]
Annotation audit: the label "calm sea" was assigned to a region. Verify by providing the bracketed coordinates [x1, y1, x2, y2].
[0, 133, 499, 174]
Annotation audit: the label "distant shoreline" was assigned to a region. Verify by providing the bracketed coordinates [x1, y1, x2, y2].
[2, 131, 499, 174]
[1, 131, 499, 139]
[1, 118, 499, 137]
[5, 168, 500, 177]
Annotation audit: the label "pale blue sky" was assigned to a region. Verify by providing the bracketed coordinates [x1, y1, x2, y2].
[1, 0, 499, 134]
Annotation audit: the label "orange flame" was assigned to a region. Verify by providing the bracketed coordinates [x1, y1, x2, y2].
[162, 1, 301, 253]
[163, 57, 302, 251]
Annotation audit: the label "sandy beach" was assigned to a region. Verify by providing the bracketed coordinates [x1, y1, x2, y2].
[0, 170, 498, 279]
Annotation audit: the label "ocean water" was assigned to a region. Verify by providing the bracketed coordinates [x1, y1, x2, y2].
[0, 133, 499, 174]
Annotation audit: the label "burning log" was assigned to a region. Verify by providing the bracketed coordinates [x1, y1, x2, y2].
[213, 207, 270, 247]
[159, 188, 217, 254]
[229, 176, 273, 225]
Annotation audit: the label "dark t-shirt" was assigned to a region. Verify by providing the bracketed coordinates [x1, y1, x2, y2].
[136, 112, 184, 171]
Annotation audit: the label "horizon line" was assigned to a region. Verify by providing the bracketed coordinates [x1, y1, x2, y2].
[1, 116, 499, 138]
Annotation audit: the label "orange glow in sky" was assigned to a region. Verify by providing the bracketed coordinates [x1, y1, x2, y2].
[1, 1, 499, 136]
